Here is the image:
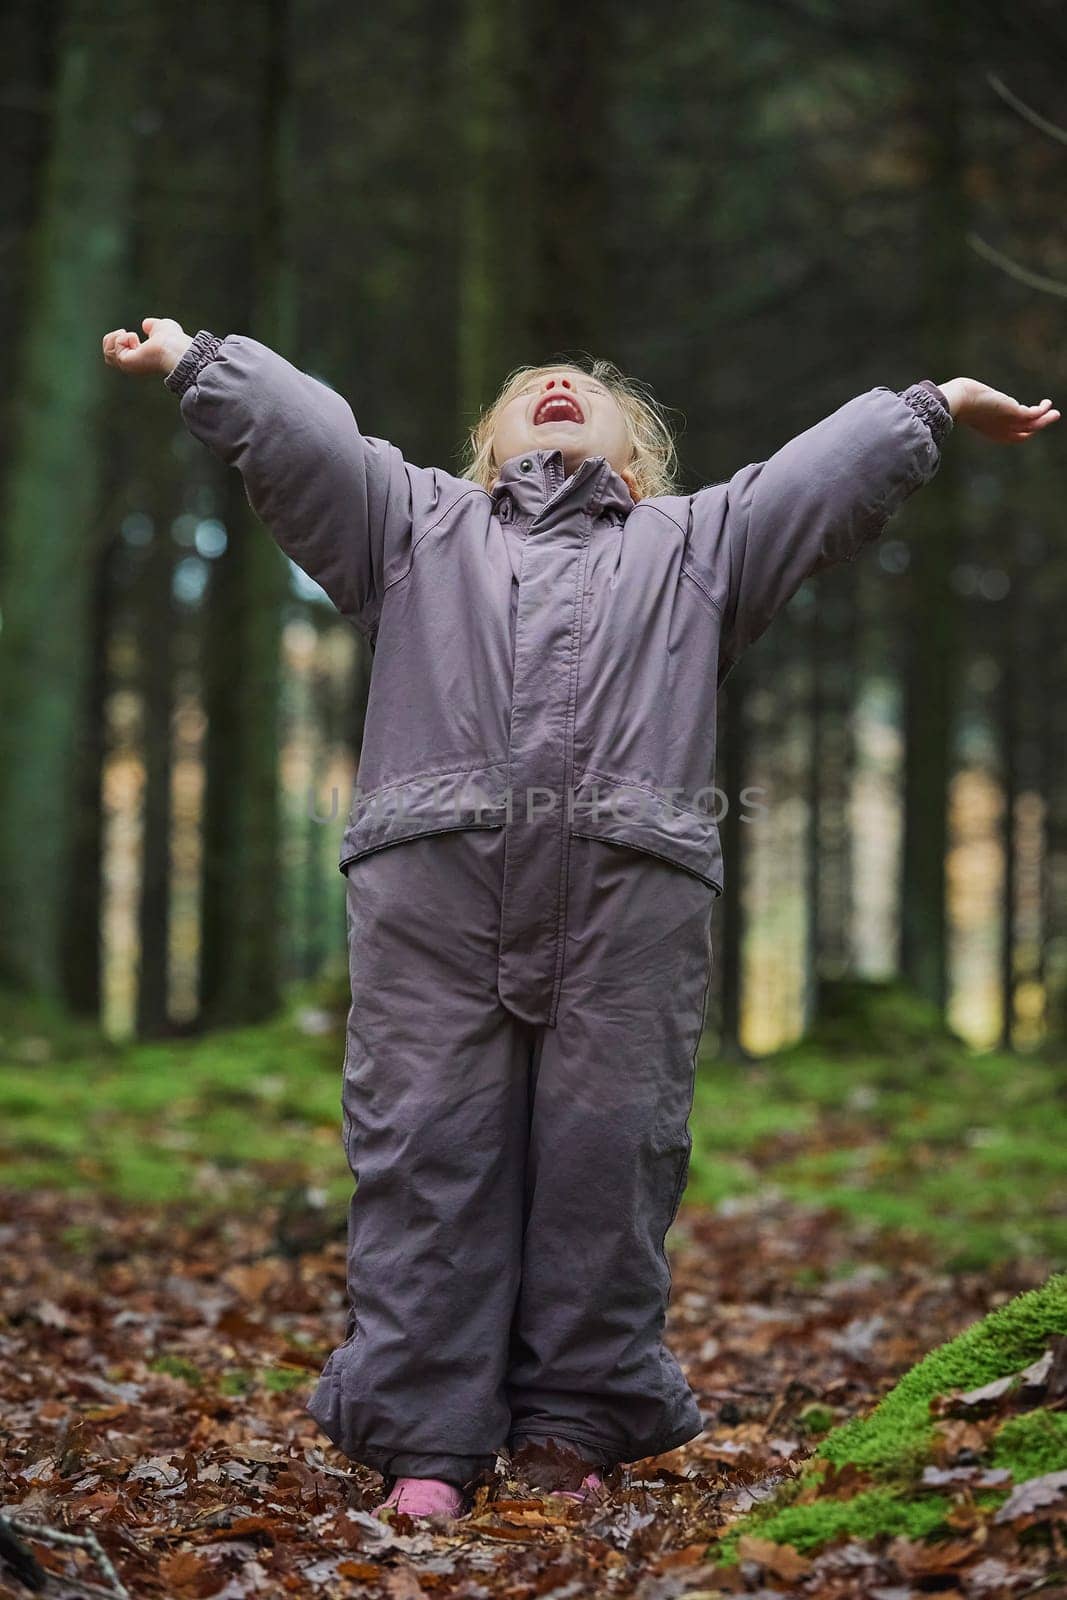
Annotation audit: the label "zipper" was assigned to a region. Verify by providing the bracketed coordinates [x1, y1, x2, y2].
[536, 450, 565, 517]
[533, 452, 602, 525]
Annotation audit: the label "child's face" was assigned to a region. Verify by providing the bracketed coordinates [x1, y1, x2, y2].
[491, 368, 637, 497]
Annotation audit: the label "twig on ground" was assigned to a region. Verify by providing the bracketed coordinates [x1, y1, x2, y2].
[0, 1517, 47, 1591]
[0, 1517, 130, 1599]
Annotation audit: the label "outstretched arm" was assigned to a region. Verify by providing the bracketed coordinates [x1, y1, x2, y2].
[685, 377, 1057, 677]
[103, 316, 421, 636]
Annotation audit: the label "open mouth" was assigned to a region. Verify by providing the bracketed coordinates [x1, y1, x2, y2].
[532, 393, 585, 426]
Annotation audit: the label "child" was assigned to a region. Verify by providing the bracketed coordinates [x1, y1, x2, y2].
[104, 318, 1057, 1518]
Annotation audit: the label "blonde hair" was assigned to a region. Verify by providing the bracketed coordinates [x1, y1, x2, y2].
[461, 357, 680, 501]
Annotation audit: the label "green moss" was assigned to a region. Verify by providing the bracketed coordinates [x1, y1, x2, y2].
[218, 1370, 254, 1396]
[261, 1366, 312, 1394]
[0, 998, 348, 1206]
[794, 978, 959, 1061]
[717, 1487, 951, 1559]
[818, 1275, 1067, 1479]
[993, 1408, 1067, 1481]
[149, 1355, 202, 1386]
[796, 1403, 836, 1436]
[687, 996, 1067, 1268]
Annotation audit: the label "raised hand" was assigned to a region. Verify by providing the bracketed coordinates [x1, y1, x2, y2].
[938, 378, 1060, 444]
[101, 316, 193, 378]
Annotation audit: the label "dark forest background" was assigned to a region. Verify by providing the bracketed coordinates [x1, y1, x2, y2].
[1, 0, 1065, 1052]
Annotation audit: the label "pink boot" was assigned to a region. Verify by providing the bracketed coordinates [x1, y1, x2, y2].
[556, 1470, 605, 1504]
[376, 1476, 466, 1519]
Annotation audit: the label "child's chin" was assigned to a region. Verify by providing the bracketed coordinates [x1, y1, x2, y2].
[531, 424, 587, 448]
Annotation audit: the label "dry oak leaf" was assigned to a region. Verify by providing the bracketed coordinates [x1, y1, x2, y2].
[888, 1535, 985, 1577]
[735, 1534, 811, 1581]
[993, 1469, 1067, 1525]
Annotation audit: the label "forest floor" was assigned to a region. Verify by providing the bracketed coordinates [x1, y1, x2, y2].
[2, 986, 1066, 1597]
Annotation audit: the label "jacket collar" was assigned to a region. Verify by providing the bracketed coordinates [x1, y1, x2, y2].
[491, 449, 635, 524]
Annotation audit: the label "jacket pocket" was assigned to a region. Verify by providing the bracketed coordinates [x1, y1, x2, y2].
[338, 763, 509, 872]
[567, 769, 724, 894]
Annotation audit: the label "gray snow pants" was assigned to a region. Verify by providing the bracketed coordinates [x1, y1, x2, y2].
[306, 825, 714, 1486]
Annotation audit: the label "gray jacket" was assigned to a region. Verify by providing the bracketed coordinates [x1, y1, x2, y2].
[166, 334, 950, 1021]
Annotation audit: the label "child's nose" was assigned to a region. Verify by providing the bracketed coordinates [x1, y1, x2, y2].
[544, 378, 574, 391]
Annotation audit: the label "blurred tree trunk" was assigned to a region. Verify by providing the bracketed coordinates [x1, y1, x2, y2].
[900, 3, 968, 1014]
[996, 575, 1019, 1050]
[457, 0, 522, 422]
[127, 30, 190, 1036]
[199, 0, 294, 1026]
[804, 599, 824, 1030]
[134, 499, 175, 1035]
[716, 669, 749, 1056]
[0, 0, 141, 998]
[1014, 454, 1058, 1049]
[519, 0, 611, 358]
[60, 488, 121, 1017]
[200, 496, 286, 1025]
[1042, 554, 1067, 1042]
[807, 572, 859, 1026]
[0, 0, 59, 522]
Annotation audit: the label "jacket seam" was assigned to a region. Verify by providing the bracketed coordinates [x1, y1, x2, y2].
[679, 563, 723, 616]
[381, 486, 489, 597]
[569, 829, 722, 892]
[340, 818, 506, 869]
[348, 759, 509, 803]
[574, 765, 720, 823]
[638, 502, 687, 538]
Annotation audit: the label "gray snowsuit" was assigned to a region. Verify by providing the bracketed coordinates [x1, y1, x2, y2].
[165, 332, 952, 1486]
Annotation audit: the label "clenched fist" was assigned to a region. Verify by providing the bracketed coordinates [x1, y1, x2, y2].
[102, 317, 193, 378]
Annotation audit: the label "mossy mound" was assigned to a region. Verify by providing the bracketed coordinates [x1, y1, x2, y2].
[795, 978, 962, 1064]
[817, 1273, 1067, 1477]
[714, 1273, 1067, 1558]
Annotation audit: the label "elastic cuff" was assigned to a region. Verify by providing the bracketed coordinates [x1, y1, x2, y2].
[898, 379, 954, 450]
[164, 328, 225, 396]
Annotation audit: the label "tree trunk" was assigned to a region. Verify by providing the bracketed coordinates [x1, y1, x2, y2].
[900, 2, 968, 1013]
[0, 0, 59, 519]
[0, 0, 140, 998]
[199, 0, 294, 1026]
[716, 668, 749, 1056]
[518, 0, 611, 359]
[134, 502, 175, 1035]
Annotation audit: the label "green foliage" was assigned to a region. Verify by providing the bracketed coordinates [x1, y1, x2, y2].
[687, 986, 1067, 1268]
[796, 1402, 836, 1436]
[0, 995, 348, 1209]
[261, 1366, 313, 1394]
[992, 1409, 1067, 1481]
[149, 1355, 203, 1386]
[798, 979, 959, 1062]
[218, 1370, 255, 1397]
